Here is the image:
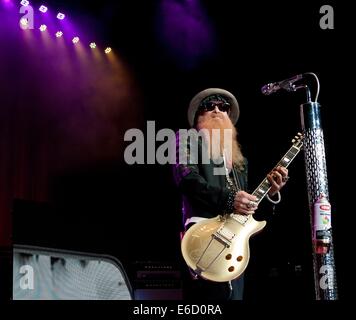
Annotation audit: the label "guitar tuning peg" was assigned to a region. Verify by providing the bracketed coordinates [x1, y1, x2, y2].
[292, 138, 295, 143]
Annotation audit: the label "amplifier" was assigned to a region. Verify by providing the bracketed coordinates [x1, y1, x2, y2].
[132, 261, 183, 300]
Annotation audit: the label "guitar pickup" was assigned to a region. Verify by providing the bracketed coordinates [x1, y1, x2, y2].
[212, 226, 235, 246]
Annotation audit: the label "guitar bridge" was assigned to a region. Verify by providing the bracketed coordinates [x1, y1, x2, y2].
[196, 233, 230, 272]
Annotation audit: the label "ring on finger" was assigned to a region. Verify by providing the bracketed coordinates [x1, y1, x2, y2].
[246, 200, 256, 209]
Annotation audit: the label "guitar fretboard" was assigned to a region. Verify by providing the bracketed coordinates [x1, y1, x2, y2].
[253, 144, 302, 205]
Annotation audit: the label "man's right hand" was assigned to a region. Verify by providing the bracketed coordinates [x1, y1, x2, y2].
[233, 191, 258, 215]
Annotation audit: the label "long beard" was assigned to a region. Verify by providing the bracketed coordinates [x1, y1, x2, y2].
[196, 115, 245, 171]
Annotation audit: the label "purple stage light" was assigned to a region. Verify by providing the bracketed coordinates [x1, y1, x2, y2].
[39, 5, 48, 13]
[90, 43, 96, 49]
[39, 24, 47, 32]
[57, 12, 65, 20]
[55, 31, 63, 37]
[2, 0, 15, 8]
[72, 37, 79, 44]
[20, 0, 29, 6]
[105, 47, 111, 54]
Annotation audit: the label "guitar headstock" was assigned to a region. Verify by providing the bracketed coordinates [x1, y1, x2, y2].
[291, 132, 303, 149]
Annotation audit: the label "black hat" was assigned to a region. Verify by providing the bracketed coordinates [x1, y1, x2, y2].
[188, 88, 240, 127]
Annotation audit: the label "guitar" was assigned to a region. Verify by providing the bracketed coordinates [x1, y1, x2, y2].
[181, 133, 303, 282]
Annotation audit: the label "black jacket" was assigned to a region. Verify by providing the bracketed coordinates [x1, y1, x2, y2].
[173, 131, 248, 228]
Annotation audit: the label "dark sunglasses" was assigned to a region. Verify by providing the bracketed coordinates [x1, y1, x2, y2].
[198, 101, 231, 113]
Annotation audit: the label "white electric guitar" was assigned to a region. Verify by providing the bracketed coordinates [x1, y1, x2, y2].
[181, 133, 303, 282]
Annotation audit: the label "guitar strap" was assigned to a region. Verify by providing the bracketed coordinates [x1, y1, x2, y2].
[223, 150, 244, 192]
[231, 166, 244, 191]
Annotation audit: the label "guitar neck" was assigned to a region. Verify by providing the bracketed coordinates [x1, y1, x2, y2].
[252, 143, 302, 205]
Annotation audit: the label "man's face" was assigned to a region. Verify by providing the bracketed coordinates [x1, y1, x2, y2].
[197, 100, 231, 127]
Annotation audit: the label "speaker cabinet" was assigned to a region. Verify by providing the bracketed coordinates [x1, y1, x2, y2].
[133, 261, 183, 300]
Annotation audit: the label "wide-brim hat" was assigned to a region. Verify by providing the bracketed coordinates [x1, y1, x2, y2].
[187, 88, 240, 127]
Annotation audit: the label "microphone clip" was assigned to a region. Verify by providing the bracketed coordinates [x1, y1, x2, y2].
[261, 74, 304, 95]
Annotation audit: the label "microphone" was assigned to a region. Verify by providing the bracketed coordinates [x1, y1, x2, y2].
[261, 74, 304, 95]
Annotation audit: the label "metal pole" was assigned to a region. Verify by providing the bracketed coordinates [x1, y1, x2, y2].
[300, 101, 338, 300]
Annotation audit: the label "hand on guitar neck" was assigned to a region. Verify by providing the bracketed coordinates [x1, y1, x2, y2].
[267, 165, 289, 197]
[233, 166, 289, 215]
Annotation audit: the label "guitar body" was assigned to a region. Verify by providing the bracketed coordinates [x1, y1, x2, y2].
[181, 214, 266, 282]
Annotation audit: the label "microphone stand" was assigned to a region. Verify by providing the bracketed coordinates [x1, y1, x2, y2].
[299, 81, 338, 300]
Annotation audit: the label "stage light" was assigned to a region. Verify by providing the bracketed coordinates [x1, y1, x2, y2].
[20, 17, 28, 27]
[39, 5, 48, 13]
[20, 0, 29, 6]
[105, 47, 111, 54]
[90, 42, 96, 49]
[55, 31, 63, 37]
[72, 37, 79, 44]
[57, 12, 65, 20]
[3, 0, 14, 6]
[39, 24, 47, 32]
